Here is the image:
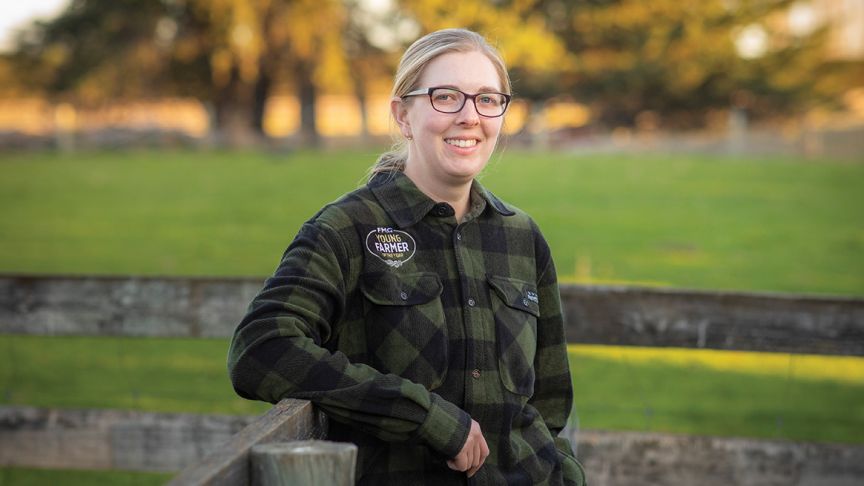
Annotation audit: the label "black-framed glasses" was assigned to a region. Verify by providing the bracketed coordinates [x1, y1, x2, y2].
[402, 87, 511, 118]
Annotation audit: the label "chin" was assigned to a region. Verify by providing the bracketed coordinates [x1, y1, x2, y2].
[444, 161, 486, 181]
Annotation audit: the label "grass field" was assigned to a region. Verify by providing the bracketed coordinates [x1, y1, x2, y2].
[0, 467, 171, 486]
[2, 335, 863, 445]
[0, 149, 862, 295]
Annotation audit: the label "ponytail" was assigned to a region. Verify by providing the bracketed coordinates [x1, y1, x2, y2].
[367, 142, 408, 180]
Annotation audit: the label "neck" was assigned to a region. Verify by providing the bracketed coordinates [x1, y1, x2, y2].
[403, 166, 472, 222]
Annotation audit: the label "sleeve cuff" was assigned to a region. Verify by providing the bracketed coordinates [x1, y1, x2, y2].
[415, 393, 472, 459]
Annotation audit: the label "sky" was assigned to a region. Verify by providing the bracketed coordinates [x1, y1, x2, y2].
[0, 0, 69, 52]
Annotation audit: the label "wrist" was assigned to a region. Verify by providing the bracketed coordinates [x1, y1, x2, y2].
[416, 393, 472, 458]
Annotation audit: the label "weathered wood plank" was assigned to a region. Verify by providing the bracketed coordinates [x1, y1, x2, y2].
[0, 406, 255, 472]
[571, 427, 864, 486]
[2, 274, 863, 354]
[561, 285, 864, 355]
[0, 274, 262, 338]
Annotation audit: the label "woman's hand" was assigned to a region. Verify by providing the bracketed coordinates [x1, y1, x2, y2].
[447, 419, 489, 477]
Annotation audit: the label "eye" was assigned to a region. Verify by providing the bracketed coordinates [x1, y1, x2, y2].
[433, 90, 460, 102]
[477, 94, 503, 106]
[477, 95, 496, 105]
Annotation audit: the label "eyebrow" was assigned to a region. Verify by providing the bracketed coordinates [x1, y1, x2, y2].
[434, 84, 504, 93]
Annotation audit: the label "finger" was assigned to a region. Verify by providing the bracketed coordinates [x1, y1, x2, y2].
[452, 453, 469, 472]
[480, 437, 490, 461]
[467, 461, 483, 478]
[465, 447, 475, 473]
[466, 446, 481, 476]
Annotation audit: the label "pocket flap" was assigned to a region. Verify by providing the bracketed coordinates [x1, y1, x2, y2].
[487, 275, 540, 317]
[361, 272, 443, 306]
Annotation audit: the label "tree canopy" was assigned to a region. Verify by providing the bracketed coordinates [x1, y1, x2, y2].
[4, 0, 860, 142]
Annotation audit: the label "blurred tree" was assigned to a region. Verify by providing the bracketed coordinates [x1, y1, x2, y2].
[10, 0, 857, 141]
[10, 0, 354, 146]
[10, 0, 170, 103]
[533, 0, 853, 128]
[172, 0, 348, 146]
[341, 0, 411, 140]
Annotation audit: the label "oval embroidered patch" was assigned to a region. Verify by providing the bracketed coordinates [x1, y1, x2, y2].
[365, 227, 417, 268]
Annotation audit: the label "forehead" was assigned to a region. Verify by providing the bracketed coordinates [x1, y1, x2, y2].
[418, 50, 503, 92]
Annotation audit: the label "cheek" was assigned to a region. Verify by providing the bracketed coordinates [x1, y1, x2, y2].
[408, 106, 448, 134]
[483, 119, 504, 139]
[420, 115, 453, 136]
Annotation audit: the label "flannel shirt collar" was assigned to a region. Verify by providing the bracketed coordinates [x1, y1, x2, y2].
[369, 170, 515, 229]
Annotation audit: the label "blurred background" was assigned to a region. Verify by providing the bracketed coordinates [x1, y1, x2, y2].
[1, 1, 863, 485]
[0, 0, 863, 153]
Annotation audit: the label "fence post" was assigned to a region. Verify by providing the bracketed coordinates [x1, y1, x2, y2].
[250, 440, 357, 486]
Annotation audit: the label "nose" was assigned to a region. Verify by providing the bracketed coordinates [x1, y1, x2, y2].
[455, 98, 481, 126]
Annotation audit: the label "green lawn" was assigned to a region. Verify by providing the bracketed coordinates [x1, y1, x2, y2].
[0, 334, 268, 416]
[2, 335, 862, 445]
[1, 149, 862, 296]
[0, 467, 171, 486]
[569, 347, 864, 443]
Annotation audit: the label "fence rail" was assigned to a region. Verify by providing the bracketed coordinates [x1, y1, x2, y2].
[5, 402, 864, 486]
[2, 274, 862, 355]
[2, 273, 864, 484]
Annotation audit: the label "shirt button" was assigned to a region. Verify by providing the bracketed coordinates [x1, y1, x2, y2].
[467, 298, 476, 307]
[433, 203, 454, 217]
[400, 291, 408, 300]
[471, 369, 481, 379]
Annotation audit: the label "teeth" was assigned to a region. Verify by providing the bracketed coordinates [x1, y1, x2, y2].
[445, 139, 477, 148]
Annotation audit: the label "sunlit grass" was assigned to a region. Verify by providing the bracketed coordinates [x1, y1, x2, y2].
[570, 344, 864, 384]
[1, 149, 862, 296]
[568, 345, 864, 443]
[2, 335, 863, 444]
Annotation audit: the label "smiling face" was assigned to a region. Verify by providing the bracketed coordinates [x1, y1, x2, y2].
[393, 50, 506, 193]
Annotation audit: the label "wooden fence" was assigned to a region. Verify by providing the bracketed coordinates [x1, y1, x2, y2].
[2, 273, 864, 485]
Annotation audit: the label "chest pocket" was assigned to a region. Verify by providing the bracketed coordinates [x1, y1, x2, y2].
[360, 272, 447, 390]
[487, 275, 540, 397]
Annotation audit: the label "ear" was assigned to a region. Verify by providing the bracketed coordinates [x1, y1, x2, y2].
[391, 97, 412, 139]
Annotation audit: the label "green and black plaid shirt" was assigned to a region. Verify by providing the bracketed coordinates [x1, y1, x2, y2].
[228, 170, 586, 485]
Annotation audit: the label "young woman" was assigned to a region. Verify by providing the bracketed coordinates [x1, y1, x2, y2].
[228, 28, 586, 485]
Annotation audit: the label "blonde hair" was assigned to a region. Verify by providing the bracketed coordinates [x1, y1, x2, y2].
[369, 28, 511, 179]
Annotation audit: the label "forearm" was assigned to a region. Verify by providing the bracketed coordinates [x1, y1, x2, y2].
[229, 325, 471, 457]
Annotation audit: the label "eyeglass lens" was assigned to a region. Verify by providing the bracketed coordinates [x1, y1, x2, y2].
[430, 88, 508, 116]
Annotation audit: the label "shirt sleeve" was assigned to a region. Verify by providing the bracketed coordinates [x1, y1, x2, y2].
[529, 230, 587, 485]
[227, 220, 471, 459]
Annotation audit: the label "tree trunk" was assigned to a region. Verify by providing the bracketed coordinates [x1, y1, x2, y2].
[296, 59, 320, 147]
[353, 73, 370, 141]
[252, 64, 271, 137]
[212, 64, 262, 148]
